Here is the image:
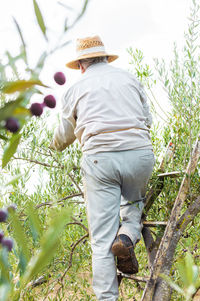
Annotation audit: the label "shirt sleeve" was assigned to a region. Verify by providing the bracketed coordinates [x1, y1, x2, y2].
[50, 89, 76, 151]
[138, 82, 153, 128]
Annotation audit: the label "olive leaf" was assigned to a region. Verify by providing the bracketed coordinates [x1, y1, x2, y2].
[2, 133, 21, 168]
[2, 79, 48, 94]
[33, 0, 48, 40]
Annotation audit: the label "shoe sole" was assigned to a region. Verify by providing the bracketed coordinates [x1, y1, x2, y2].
[112, 241, 138, 274]
[112, 241, 131, 258]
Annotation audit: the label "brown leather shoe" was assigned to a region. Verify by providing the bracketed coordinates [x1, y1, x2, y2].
[111, 234, 138, 274]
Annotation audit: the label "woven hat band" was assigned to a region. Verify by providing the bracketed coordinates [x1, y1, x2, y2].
[77, 45, 106, 57]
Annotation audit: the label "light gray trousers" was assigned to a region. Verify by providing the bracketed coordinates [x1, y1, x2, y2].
[81, 149, 155, 301]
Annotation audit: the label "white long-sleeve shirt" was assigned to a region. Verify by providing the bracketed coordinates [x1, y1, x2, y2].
[51, 62, 153, 153]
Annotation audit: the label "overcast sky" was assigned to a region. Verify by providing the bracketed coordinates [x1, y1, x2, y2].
[0, 0, 191, 68]
[0, 0, 191, 118]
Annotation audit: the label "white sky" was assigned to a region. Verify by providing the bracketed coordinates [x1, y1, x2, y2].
[0, 0, 191, 118]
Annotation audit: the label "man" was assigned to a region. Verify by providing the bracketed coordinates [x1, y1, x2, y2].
[50, 35, 155, 301]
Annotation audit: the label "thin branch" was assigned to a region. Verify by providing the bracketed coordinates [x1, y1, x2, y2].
[13, 156, 59, 168]
[117, 272, 149, 283]
[48, 150, 84, 196]
[176, 195, 200, 231]
[60, 233, 89, 282]
[57, 2, 75, 11]
[146, 92, 168, 123]
[42, 230, 89, 300]
[36, 202, 52, 209]
[68, 0, 90, 30]
[26, 146, 52, 158]
[143, 221, 167, 227]
[66, 219, 88, 232]
[148, 86, 170, 119]
[30, 274, 51, 288]
[36, 193, 83, 209]
[144, 140, 174, 214]
[53, 232, 89, 300]
[59, 193, 83, 201]
[68, 200, 84, 204]
[67, 172, 83, 196]
[14, 154, 84, 196]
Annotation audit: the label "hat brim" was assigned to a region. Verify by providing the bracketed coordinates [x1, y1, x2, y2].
[66, 52, 119, 69]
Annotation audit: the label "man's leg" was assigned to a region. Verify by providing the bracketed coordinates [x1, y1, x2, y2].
[118, 149, 155, 243]
[81, 153, 121, 301]
[112, 149, 155, 274]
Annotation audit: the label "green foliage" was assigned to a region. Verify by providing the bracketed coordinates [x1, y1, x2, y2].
[0, 206, 71, 301]
[33, 0, 47, 40]
[1, 79, 47, 94]
[2, 134, 21, 168]
[0, 1, 91, 300]
[127, 1, 200, 299]
[161, 253, 200, 300]
[0, 0, 90, 167]
[12, 17, 27, 57]
[0, 97, 24, 123]
[22, 207, 71, 285]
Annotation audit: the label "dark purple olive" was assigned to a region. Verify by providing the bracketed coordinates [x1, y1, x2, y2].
[54, 72, 66, 85]
[43, 95, 56, 108]
[0, 209, 8, 222]
[2, 237, 14, 251]
[30, 103, 44, 116]
[5, 118, 20, 133]
[0, 231, 4, 243]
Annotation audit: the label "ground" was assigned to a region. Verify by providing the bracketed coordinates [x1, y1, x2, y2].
[30, 271, 141, 300]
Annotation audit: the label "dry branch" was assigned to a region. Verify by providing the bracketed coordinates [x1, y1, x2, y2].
[60, 193, 83, 201]
[30, 275, 51, 288]
[60, 232, 89, 282]
[193, 288, 200, 301]
[43, 224, 89, 300]
[151, 195, 200, 301]
[143, 221, 167, 227]
[144, 140, 175, 214]
[141, 141, 175, 271]
[13, 156, 59, 168]
[117, 272, 150, 283]
[176, 195, 200, 233]
[142, 227, 159, 269]
[14, 155, 84, 196]
[69, 217, 88, 232]
[36, 193, 83, 209]
[144, 178, 164, 214]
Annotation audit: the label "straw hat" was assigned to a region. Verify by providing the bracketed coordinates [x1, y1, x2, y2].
[66, 35, 118, 69]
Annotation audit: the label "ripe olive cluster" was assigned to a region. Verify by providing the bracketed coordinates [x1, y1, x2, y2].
[0, 204, 17, 252]
[5, 72, 66, 133]
[30, 94, 57, 117]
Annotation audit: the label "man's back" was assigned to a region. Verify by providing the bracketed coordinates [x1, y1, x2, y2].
[63, 62, 153, 153]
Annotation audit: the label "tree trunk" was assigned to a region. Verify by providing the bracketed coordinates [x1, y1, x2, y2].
[152, 196, 200, 300]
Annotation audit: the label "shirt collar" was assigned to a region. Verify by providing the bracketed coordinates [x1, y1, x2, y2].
[84, 62, 108, 74]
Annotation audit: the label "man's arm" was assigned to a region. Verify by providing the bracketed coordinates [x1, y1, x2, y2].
[50, 91, 76, 151]
[139, 83, 152, 128]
